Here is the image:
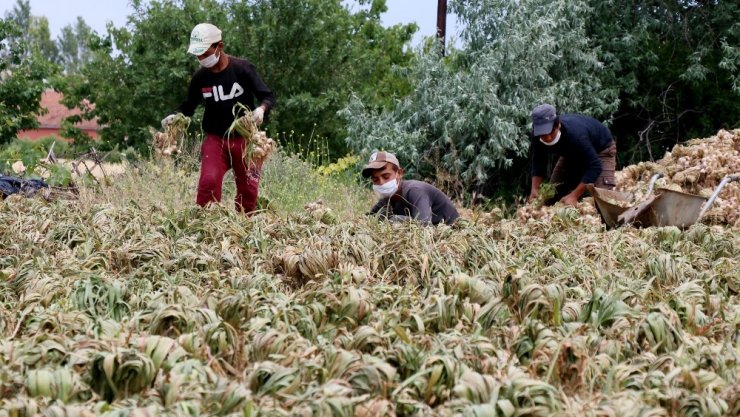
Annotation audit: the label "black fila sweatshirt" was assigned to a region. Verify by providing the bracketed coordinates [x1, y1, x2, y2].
[176, 56, 276, 138]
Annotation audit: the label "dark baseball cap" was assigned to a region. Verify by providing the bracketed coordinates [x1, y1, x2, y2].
[361, 151, 400, 178]
[531, 104, 558, 136]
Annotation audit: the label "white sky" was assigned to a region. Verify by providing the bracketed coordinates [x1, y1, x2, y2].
[2, 0, 461, 46]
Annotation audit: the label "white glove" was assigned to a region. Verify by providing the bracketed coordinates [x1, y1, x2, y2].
[252, 106, 265, 126]
[161, 114, 177, 129]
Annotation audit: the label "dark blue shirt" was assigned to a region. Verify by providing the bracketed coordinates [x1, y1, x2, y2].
[530, 114, 613, 184]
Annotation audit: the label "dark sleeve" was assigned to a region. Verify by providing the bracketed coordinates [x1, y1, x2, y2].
[531, 136, 547, 178]
[369, 198, 389, 215]
[174, 75, 202, 117]
[244, 61, 276, 111]
[572, 134, 602, 184]
[406, 188, 433, 224]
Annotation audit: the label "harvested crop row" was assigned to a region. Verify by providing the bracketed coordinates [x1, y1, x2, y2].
[1, 167, 737, 416]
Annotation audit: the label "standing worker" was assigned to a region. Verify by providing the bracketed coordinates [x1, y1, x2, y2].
[162, 23, 276, 213]
[528, 104, 616, 206]
[362, 151, 459, 225]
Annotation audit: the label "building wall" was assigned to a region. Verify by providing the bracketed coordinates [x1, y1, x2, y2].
[17, 128, 100, 141]
[15, 90, 101, 142]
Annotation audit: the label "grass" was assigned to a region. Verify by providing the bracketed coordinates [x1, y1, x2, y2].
[72, 150, 370, 220]
[261, 152, 369, 217]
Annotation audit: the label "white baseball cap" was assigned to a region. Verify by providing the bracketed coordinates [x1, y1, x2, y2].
[187, 23, 222, 55]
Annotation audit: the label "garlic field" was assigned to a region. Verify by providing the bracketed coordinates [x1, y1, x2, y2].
[1, 135, 739, 416]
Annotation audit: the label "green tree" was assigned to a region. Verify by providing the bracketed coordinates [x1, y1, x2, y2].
[3, 0, 58, 62]
[56, 17, 94, 74]
[0, 17, 55, 144]
[58, 0, 416, 156]
[226, 0, 416, 154]
[58, 0, 227, 148]
[342, 0, 618, 195]
[586, 0, 740, 163]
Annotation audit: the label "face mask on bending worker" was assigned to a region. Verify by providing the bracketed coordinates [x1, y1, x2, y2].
[540, 130, 561, 146]
[373, 178, 399, 198]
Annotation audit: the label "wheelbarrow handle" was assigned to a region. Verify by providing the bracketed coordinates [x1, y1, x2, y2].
[697, 174, 740, 220]
[615, 172, 664, 226]
[646, 173, 664, 196]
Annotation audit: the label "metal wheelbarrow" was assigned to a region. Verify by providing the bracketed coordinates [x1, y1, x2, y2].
[587, 173, 664, 229]
[590, 174, 739, 229]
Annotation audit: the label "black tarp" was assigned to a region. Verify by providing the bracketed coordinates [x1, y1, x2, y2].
[0, 175, 48, 198]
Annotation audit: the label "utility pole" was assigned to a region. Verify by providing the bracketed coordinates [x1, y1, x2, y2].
[436, 0, 447, 56]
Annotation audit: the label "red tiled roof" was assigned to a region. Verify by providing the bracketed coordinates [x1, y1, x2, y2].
[38, 90, 100, 131]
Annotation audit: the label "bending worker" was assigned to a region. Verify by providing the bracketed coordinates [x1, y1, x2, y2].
[362, 151, 459, 225]
[162, 23, 276, 213]
[528, 104, 616, 206]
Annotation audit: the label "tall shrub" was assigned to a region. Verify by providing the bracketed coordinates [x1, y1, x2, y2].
[343, 0, 618, 192]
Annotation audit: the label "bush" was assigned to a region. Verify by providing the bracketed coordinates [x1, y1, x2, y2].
[342, 0, 618, 195]
[0, 137, 71, 175]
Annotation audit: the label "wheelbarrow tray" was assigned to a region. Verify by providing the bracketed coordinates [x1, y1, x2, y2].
[587, 185, 635, 228]
[618, 188, 706, 229]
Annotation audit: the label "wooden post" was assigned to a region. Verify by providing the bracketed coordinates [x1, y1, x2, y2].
[436, 0, 447, 55]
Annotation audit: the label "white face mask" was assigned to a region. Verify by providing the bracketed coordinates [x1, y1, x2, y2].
[373, 179, 398, 198]
[540, 130, 561, 146]
[199, 52, 220, 68]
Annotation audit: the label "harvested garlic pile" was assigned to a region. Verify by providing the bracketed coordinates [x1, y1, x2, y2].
[517, 199, 601, 226]
[616, 129, 740, 225]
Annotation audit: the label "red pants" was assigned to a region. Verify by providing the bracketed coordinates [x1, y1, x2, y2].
[196, 134, 262, 213]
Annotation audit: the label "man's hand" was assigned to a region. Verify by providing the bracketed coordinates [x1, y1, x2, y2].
[529, 176, 543, 203]
[161, 114, 178, 129]
[252, 106, 265, 126]
[561, 183, 586, 207]
[560, 193, 579, 207]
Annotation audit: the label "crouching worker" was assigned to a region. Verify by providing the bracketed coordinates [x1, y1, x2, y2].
[362, 151, 459, 225]
[529, 104, 617, 206]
